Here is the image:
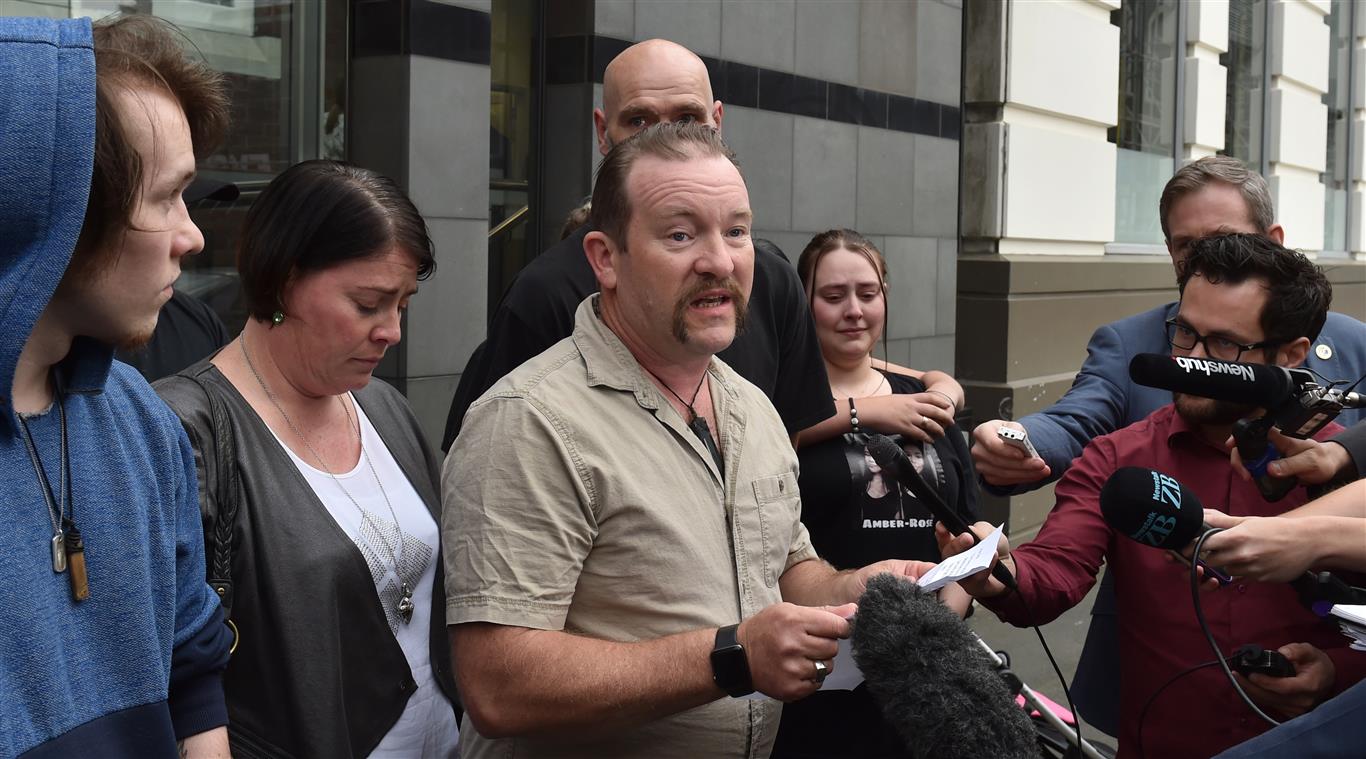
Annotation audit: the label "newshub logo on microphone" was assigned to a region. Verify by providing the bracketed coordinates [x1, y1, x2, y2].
[1173, 356, 1256, 382]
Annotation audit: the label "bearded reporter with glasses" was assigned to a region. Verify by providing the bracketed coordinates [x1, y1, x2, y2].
[942, 233, 1366, 758]
[1164, 318, 1287, 363]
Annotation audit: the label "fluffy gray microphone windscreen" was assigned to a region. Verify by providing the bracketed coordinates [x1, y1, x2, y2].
[851, 573, 1037, 759]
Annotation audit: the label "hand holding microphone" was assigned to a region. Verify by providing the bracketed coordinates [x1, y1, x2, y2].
[934, 521, 1017, 599]
[1201, 502, 1366, 583]
[865, 434, 1019, 592]
[1198, 510, 1312, 583]
[1099, 467, 1233, 585]
[1102, 467, 1366, 604]
[1128, 353, 1362, 501]
[1227, 427, 1355, 485]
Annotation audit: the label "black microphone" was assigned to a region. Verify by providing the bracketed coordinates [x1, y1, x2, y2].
[1128, 353, 1301, 407]
[1099, 467, 1232, 584]
[851, 573, 1037, 759]
[1128, 355, 1348, 500]
[865, 434, 1018, 591]
[1101, 468, 1366, 611]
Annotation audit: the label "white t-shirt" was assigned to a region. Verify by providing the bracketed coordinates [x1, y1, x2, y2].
[276, 395, 458, 757]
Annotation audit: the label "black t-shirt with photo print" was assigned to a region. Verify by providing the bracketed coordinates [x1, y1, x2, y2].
[772, 371, 981, 759]
[795, 371, 979, 571]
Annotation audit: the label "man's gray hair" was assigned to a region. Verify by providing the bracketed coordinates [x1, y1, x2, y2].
[1158, 155, 1275, 240]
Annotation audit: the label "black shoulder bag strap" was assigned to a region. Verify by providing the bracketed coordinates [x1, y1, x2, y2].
[183, 373, 242, 646]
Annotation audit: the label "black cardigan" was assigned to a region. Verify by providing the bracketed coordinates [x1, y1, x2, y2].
[156, 361, 459, 758]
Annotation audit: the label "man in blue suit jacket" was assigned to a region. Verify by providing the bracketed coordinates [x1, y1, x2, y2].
[969, 155, 1366, 736]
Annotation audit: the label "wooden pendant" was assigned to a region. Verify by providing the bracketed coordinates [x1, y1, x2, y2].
[63, 521, 89, 601]
[67, 547, 89, 601]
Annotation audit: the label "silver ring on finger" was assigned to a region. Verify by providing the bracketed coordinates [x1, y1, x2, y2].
[812, 659, 830, 683]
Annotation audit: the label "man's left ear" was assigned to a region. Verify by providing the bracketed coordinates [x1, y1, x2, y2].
[1267, 224, 1285, 245]
[712, 101, 725, 133]
[1274, 336, 1310, 369]
[583, 230, 619, 291]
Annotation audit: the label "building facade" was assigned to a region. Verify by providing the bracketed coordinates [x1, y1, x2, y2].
[4, 0, 1362, 530]
[961, 0, 1366, 528]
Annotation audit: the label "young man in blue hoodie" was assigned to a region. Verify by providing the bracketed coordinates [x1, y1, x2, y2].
[0, 15, 232, 757]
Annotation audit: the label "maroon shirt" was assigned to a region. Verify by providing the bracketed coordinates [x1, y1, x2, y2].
[982, 404, 1363, 759]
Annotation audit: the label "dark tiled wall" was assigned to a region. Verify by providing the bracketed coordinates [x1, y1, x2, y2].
[354, 0, 491, 64]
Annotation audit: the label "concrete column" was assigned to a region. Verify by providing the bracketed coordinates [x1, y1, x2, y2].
[1268, 0, 1330, 252]
[1184, 0, 1229, 158]
[963, 0, 1119, 258]
[1350, 1, 1366, 257]
[959, 0, 1139, 530]
[351, 0, 491, 449]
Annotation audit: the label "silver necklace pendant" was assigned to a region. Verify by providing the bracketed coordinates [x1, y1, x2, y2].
[51, 532, 66, 573]
[397, 583, 415, 623]
[242, 336, 421, 628]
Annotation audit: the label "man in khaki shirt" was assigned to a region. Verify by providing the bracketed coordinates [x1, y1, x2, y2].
[442, 124, 934, 758]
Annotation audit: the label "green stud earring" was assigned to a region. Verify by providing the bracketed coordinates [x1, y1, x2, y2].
[271, 311, 285, 326]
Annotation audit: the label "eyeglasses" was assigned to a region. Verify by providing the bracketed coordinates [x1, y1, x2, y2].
[1164, 318, 1277, 362]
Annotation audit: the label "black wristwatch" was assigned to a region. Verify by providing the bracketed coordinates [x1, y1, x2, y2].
[710, 623, 753, 697]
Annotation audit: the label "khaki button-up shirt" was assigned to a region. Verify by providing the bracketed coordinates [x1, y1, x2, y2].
[444, 296, 817, 758]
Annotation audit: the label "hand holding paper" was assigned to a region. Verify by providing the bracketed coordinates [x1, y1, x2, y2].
[917, 523, 1005, 592]
[934, 520, 1016, 598]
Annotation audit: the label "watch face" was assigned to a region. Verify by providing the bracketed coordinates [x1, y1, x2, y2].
[712, 644, 743, 662]
[711, 641, 751, 696]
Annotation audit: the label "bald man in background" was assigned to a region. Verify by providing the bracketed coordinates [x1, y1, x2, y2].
[443, 39, 964, 452]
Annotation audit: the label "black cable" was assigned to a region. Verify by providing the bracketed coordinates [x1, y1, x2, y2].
[1190, 528, 1281, 728]
[1135, 659, 1221, 759]
[1016, 592, 1085, 757]
[1301, 365, 1363, 394]
[1299, 365, 1336, 386]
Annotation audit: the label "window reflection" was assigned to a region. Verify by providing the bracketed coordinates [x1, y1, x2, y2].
[489, 0, 540, 319]
[1223, 0, 1266, 171]
[1111, 0, 1178, 245]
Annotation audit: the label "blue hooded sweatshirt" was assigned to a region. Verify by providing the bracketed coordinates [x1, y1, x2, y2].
[0, 17, 229, 758]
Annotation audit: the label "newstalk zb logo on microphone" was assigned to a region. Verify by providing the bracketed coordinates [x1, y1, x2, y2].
[1131, 470, 1183, 547]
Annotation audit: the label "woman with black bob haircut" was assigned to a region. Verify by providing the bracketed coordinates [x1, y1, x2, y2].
[156, 160, 460, 758]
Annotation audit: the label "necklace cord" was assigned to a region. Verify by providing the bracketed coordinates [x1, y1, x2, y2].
[17, 400, 67, 536]
[642, 365, 707, 422]
[830, 370, 887, 400]
[639, 364, 725, 477]
[240, 334, 416, 621]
